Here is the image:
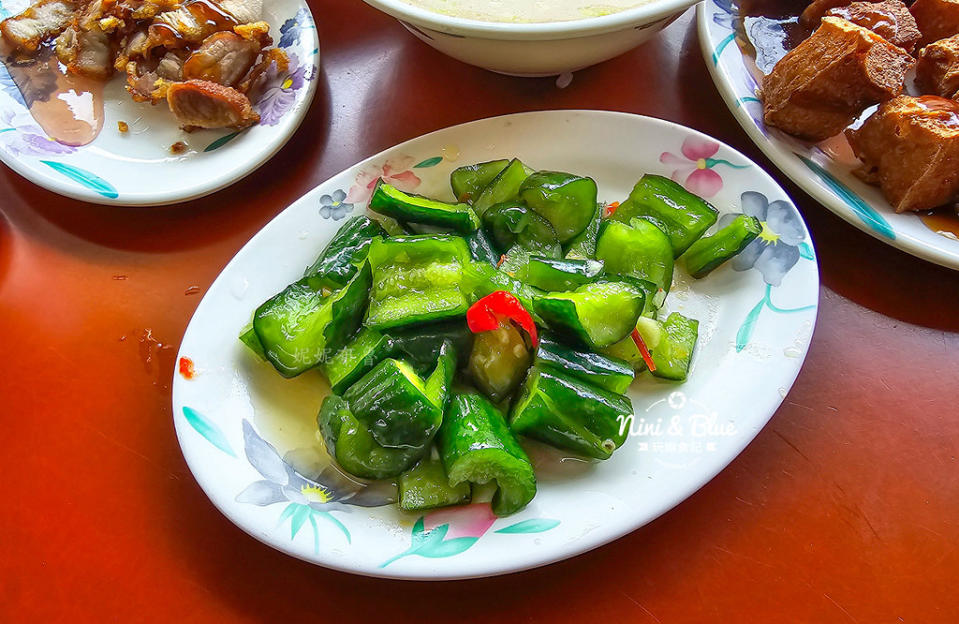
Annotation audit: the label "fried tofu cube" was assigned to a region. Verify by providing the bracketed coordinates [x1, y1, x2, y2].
[917, 34, 959, 97]
[911, 0, 959, 48]
[846, 95, 959, 212]
[802, 0, 855, 27]
[826, 0, 921, 53]
[762, 17, 914, 141]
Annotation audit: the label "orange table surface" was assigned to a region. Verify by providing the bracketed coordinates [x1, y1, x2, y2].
[2, 3, 958, 622]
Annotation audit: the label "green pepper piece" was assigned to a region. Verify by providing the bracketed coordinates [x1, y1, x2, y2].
[601, 317, 662, 371]
[536, 335, 634, 394]
[564, 203, 603, 260]
[343, 343, 454, 451]
[451, 159, 510, 203]
[366, 235, 472, 329]
[387, 320, 474, 372]
[318, 395, 422, 479]
[481, 201, 561, 256]
[521, 256, 604, 292]
[304, 216, 386, 289]
[533, 279, 645, 349]
[683, 215, 762, 278]
[398, 455, 472, 511]
[519, 171, 598, 244]
[438, 392, 536, 516]
[239, 324, 266, 360]
[253, 263, 372, 378]
[368, 180, 480, 234]
[321, 327, 394, 394]
[468, 321, 533, 403]
[472, 158, 531, 217]
[510, 365, 631, 460]
[613, 174, 719, 257]
[463, 261, 545, 321]
[651, 312, 699, 381]
[595, 218, 674, 296]
[466, 227, 500, 265]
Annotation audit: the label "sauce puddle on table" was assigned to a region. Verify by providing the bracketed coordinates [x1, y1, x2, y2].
[1, 41, 105, 146]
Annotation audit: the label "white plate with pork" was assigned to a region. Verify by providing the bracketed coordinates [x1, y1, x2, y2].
[0, 0, 318, 205]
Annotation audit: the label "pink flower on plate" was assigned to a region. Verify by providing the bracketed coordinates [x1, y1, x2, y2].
[423, 502, 497, 540]
[660, 136, 745, 198]
[346, 155, 421, 206]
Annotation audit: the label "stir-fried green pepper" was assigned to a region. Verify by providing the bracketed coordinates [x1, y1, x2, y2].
[451, 159, 510, 203]
[650, 312, 699, 381]
[472, 158, 531, 216]
[369, 180, 480, 234]
[321, 327, 393, 394]
[564, 203, 603, 260]
[533, 280, 646, 349]
[318, 395, 423, 479]
[510, 365, 631, 460]
[253, 263, 371, 377]
[683, 214, 761, 278]
[520, 172, 597, 243]
[468, 320, 533, 403]
[613, 174, 718, 256]
[398, 455, 472, 511]
[344, 342, 456, 451]
[481, 201, 561, 257]
[596, 218, 674, 296]
[521, 256, 604, 292]
[387, 319, 474, 372]
[239, 324, 266, 360]
[536, 335, 634, 394]
[602, 317, 662, 371]
[466, 227, 500, 265]
[366, 235, 472, 329]
[304, 216, 386, 289]
[438, 392, 536, 516]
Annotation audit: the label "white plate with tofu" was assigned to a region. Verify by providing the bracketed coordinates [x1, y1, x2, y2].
[0, 0, 318, 205]
[699, 0, 959, 270]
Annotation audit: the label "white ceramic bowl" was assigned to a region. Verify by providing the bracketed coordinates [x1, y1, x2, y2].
[362, 0, 698, 76]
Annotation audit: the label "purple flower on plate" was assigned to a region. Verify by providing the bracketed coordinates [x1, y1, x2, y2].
[713, 0, 736, 29]
[255, 54, 310, 127]
[278, 7, 315, 49]
[235, 420, 393, 552]
[319, 189, 353, 220]
[0, 109, 76, 157]
[726, 191, 805, 286]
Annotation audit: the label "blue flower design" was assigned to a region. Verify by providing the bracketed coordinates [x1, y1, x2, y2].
[713, 0, 736, 29]
[725, 191, 805, 287]
[0, 109, 76, 156]
[278, 7, 315, 48]
[0, 64, 26, 107]
[235, 420, 393, 552]
[319, 189, 353, 220]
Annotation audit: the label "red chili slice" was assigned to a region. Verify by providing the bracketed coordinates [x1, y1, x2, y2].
[631, 328, 656, 372]
[467, 291, 539, 348]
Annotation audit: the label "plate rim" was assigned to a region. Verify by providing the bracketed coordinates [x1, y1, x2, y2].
[0, 0, 320, 207]
[172, 109, 821, 580]
[696, 1, 959, 271]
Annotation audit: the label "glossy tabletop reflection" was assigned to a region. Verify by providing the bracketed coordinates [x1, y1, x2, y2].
[1, 2, 957, 622]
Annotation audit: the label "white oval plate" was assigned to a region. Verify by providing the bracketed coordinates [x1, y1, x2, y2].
[0, 0, 318, 205]
[698, 0, 959, 270]
[172, 110, 819, 580]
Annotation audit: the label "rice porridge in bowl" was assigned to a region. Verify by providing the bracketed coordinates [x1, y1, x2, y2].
[398, 0, 653, 23]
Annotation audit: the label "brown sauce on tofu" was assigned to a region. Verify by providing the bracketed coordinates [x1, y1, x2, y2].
[912, 95, 959, 128]
[919, 209, 959, 240]
[0, 40, 104, 146]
